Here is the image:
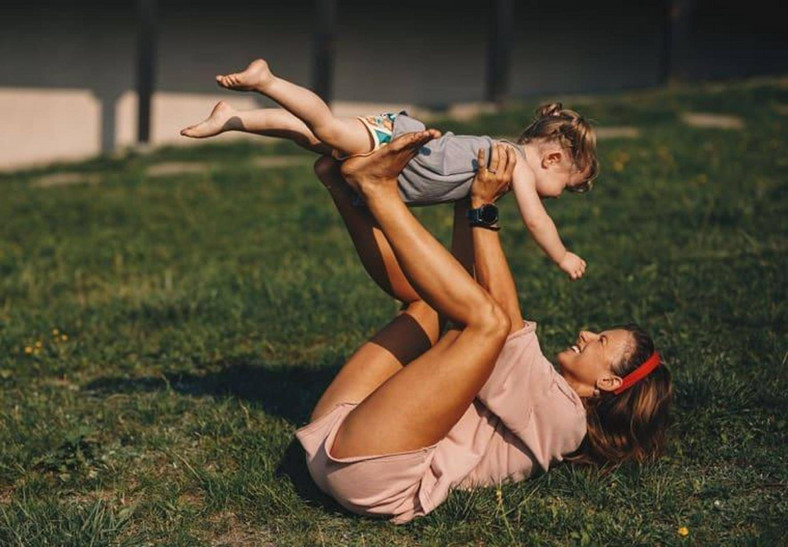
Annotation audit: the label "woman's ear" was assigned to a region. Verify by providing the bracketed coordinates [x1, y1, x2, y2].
[596, 375, 623, 394]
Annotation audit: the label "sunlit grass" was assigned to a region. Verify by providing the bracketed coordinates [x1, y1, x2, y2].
[1, 77, 786, 545]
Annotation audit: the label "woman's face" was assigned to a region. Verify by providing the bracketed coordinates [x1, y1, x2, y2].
[556, 329, 634, 395]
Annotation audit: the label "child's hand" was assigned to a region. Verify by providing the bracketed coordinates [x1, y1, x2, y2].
[559, 252, 587, 280]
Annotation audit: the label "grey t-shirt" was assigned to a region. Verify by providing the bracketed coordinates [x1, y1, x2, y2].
[393, 113, 523, 206]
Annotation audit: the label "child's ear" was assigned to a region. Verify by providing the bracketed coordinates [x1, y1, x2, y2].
[541, 150, 564, 170]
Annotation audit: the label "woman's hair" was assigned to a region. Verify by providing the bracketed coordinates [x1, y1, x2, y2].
[517, 102, 599, 193]
[570, 324, 673, 466]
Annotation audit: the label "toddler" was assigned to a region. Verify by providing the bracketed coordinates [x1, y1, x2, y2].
[181, 59, 599, 280]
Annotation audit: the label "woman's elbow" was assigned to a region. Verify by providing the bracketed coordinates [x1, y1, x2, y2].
[494, 307, 512, 340]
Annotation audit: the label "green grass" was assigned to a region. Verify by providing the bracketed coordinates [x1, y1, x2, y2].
[1, 77, 786, 545]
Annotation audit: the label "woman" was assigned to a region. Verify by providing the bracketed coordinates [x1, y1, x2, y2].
[296, 131, 673, 524]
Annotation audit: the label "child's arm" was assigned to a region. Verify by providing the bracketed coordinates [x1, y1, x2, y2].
[510, 165, 587, 280]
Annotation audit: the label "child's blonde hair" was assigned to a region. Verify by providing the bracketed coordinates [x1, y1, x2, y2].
[517, 103, 599, 192]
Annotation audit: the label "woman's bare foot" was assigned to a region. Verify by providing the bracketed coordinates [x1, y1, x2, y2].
[180, 101, 242, 138]
[215, 59, 274, 92]
[342, 130, 441, 196]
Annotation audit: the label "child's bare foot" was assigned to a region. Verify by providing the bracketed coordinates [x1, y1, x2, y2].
[180, 101, 241, 138]
[215, 59, 274, 92]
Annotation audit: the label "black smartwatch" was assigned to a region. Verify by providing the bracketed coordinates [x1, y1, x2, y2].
[467, 203, 500, 230]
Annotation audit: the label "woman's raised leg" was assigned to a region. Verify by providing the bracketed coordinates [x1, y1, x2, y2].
[313, 157, 423, 304]
[329, 132, 512, 458]
[310, 300, 438, 422]
[308, 156, 442, 422]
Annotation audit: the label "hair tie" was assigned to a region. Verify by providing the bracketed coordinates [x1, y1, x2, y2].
[613, 352, 660, 395]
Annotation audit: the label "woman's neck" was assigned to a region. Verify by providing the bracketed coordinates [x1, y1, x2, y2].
[558, 368, 595, 398]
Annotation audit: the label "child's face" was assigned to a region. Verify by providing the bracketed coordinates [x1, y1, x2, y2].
[533, 145, 589, 199]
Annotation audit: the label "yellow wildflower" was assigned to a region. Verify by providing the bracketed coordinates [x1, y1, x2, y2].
[52, 328, 59, 336]
[24, 346, 33, 354]
[678, 526, 689, 537]
[61, 334, 68, 342]
[35, 340, 42, 348]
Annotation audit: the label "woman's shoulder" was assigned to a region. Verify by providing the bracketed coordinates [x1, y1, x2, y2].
[504, 320, 584, 411]
[523, 349, 587, 468]
[478, 319, 586, 469]
[507, 318, 537, 338]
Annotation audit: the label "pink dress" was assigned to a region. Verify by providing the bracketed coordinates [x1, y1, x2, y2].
[295, 321, 587, 524]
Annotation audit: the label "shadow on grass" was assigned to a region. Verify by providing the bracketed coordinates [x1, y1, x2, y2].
[83, 315, 434, 517]
[84, 357, 337, 423]
[83, 358, 346, 512]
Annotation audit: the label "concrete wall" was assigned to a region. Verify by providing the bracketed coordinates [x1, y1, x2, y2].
[1, 0, 785, 169]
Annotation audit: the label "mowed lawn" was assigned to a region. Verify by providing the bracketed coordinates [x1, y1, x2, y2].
[1, 78, 786, 545]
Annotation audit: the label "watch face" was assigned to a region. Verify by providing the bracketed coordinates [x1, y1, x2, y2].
[480, 205, 499, 223]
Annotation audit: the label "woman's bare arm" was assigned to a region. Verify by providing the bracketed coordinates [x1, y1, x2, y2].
[451, 198, 475, 276]
[468, 145, 524, 333]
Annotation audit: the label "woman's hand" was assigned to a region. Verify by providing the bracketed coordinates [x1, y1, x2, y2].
[470, 144, 516, 208]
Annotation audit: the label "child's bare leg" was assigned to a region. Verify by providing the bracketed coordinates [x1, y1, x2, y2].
[216, 59, 372, 157]
[180, 101, 331, 154]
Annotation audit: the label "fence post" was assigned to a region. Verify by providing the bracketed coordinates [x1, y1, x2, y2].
[486, 0, 513, 105]
[136, 0, 157, 144]
[662, 0, 695, 83]
[312, 0, 336, 103]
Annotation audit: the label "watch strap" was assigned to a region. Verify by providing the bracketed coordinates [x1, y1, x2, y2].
[469, 221, 501, 231]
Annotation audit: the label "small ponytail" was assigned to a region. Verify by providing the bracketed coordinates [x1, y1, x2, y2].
[536, 102, 564, 118]
[518, 103, 599, 192]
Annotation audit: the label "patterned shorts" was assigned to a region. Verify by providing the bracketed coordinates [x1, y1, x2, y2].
[332, 112, 399, 160]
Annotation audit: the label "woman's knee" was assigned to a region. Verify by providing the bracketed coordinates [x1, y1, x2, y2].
[313, 155, 339, 184]
[473, 298, 511, 342]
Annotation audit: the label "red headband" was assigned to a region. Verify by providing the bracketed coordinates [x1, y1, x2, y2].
[613, 352, 660, 395]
